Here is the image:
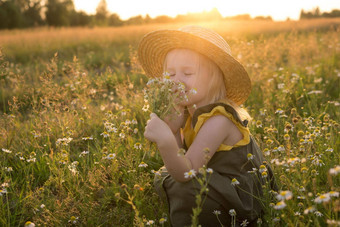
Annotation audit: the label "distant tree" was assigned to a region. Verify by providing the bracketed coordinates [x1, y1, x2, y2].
[314, 7, 321, 17]
[125, 15, 144, 25]
[23, 0, 44, 27]
[254, 16, 273, 21]
[225, 14, 251, 20]
[96, 0, 109, 25]
[153, 15, 173, 23]
[70, 10, 91, 26]
[322, 9, 340, 18]
[108, 13, 123, 26]
[299, 7, 339, 20]
[144, 14, 152, 24]
[0, 1, 23, 29]
[45, 0, 74, 26]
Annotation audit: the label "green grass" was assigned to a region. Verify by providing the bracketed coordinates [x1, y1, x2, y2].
[0, 21, 339, 226]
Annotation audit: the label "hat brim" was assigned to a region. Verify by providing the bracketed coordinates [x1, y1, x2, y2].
[138, 29, 251, 105]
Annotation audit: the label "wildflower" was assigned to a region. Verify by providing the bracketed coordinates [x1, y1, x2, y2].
[100, 132, 110, 138]
[213, 210, 221, 215]
[329, 165, 340, 175]
[56, 137, 73, 146]
[283, 134, 290, 140]
[177, 148, 186, 156]
[134, 143, 142, 149]
[301, 167, 308, 173]
[284, 122, 293, 131]
[261, 171, 268, 178]
[263, 148, 270, 156]
[240, 219, 249, 227]
[247, 168, 258, 174]
[278, 145, 285, 152]
[184, 169, 197, 179]
[68, 216, 79, 224]
[105, 153, 116, 160]
[274, 201, 286, 210]
[314, 211, 323, 217]
[247, 153, 254, 160]
[2, 148, 12, 154]
[146, 220, 155, 225]
[4, 167, 13, 172]
[288, 157, 300, 166]
[119, 132, 125, 139]
[79, 150, 89, 157]
[259, 165, 267, 173]
[257, 218, 262, 224]
[327, 219, 340, 226]
[275, 108, 284, 114]
[142, 104, 150, 112]
[24, 221, 35, 227]
[265, 139, 273, 145]
[151, 170, 161, 176]
[299, 186, 306, 192]
[68, 161, 79, 175]
[82, 136, 93, 140]
[294, 212, 301, 216]
[314, 193, 330, 203]
[0, 188, 8, 196]
[40, 204, 45, 209]
[159, 217, 167, 224]
[276, 190, 293, 201]
[133, 128, 138, 134]
[231, 178, 240, 186]
[255, 120, 262, 128]
[273, 217, 280, 222]
[138, 162, 148, 168]
[1, 183, 9, 188]
[297, 130, 304, 137]
[229, 209, 236, 216]
[325, 147, 333, 152]
[206, 168, 213, 174]
[134, 184, 144, 191]
[328, 191, 339, 198]
[190, 88, 197, 94]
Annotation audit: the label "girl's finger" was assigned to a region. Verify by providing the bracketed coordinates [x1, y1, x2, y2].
[150, 113, 158, 118]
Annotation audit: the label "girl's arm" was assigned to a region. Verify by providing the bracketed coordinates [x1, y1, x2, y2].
[145, 113, 242, 182]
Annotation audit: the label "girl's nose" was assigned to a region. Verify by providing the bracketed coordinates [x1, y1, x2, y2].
[171, 73, 183, 83]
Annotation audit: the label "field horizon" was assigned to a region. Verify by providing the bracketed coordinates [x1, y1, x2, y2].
[0, 18, 339, 226]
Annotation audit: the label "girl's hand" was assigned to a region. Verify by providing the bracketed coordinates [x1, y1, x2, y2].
[144, 113, 174, 144]
[163, 105, 185, 134]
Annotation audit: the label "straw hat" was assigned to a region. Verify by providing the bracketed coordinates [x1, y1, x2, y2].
[137, 26, 251, 105]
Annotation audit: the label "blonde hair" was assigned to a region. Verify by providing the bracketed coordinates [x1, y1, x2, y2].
[198, 54, 252, 122]
[164, 48, 252, 121]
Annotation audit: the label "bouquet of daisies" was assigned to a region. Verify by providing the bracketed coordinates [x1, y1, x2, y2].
[142, 72, 187, 119]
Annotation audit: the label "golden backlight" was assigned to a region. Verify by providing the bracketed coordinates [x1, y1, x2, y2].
[73, 0, 338, 21]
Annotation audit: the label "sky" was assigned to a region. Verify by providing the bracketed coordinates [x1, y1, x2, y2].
[73, 0, 340, 21]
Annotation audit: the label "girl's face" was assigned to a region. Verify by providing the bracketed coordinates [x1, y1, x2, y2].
[165, 49, 211, 108]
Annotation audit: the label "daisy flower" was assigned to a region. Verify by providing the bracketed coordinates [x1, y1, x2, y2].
[184, 169, 197, 179]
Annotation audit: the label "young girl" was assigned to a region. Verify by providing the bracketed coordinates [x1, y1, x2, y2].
[138, 26, 276, 226]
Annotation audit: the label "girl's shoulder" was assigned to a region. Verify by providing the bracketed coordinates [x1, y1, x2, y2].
[192, 102, 248, 131]
[184, 102, 251, 151]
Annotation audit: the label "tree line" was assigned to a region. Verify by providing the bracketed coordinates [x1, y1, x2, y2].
[300, 7, 340, 19]
[0, 0, 339, 30]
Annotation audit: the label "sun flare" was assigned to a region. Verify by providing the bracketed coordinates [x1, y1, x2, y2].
[74, 0, 338, 21]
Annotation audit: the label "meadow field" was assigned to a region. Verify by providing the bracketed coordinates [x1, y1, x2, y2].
[0, 18, 339, 226]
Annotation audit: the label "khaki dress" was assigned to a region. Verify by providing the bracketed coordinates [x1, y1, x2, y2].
[154, 102, 277, 227]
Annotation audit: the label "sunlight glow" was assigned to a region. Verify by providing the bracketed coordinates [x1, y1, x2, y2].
[73, 0, 340, 21]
